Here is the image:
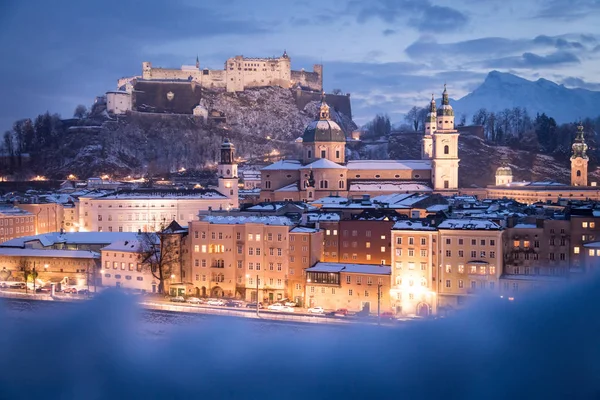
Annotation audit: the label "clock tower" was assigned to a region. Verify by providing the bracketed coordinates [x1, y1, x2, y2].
[571, 123, 588, 187]
[431, 84, 460, 191]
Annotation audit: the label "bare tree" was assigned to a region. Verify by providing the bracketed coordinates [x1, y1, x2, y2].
[332, 88, 343, 95]
[139, 230, 180, 295]
[19, 258, 36, 294]
[73, 104, 88, 119]
[404, 106, 421, 131]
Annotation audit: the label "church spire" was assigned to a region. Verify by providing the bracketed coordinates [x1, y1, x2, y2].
[196, 55, 199, 69]
[572, 122, 588, 159]
[442, 83, 449, 106]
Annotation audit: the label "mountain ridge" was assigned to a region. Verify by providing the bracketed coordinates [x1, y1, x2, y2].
[452, 71, 600, 123]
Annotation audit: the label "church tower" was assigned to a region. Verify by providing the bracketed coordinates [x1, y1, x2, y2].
[217, 138, 239, 209]
[422, 94, 436, 160]
[431, 84, 460, 191]
[571, 123, 588, 186]
[301, 96, 346, 164]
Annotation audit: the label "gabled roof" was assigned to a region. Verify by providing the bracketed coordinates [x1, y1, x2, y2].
[261, 160, 302, 171]
[303, 158, 346, 170]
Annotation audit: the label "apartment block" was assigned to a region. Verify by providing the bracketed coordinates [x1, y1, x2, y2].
[0, 207, 36, 243]
[390, 221, 438, 317]
[305, 262, 391, 313]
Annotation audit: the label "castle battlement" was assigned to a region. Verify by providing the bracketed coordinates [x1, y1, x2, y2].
[132, 51, 322, 93]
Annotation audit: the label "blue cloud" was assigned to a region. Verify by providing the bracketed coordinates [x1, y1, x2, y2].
[349, 0, 469, 33]
[481, 51, 580, 69]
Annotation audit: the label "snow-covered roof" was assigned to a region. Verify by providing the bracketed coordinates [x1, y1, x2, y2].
[303, 158, 346, 170]
[96, 189, 226, 200]
[261, 160, 302, 171]
[0, 232, 143, 248]
[306, 212, 341, 222]
[437, 219, 502, 230]
[584, 241, 600, 249]
[393, 221, 437, 231]
[311, 196, 348, 206]
[307, 262, 391, 275]
[0, 248, 99, 259]
[290, 227, 320, 233]
[274, 183, 299, 192]
[513, 223, 538, 229]
[101, 238, 154, 253]
[202, 215, 294, 226]
[247, 204, 285, 211]
[0, 207, 33, 216]
[349, 182, 432, 192]
[426, 204, 449, 212]
[346, 160, 432, 170]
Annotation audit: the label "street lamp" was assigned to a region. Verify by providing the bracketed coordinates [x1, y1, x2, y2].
[246, 274, 260, 317]
[377, 283, 382, 325]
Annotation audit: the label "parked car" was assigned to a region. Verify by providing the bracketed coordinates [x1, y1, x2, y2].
[267, 303, 283, 311]
[246, 302, 263, 309]
[62, 287, 78, 294]
[284, 301, 297, 307]
[225, 300, 244, 308]
[207, 299, 225, 306]
[281, 306, 295, 313]
[307, 306, 325, 314]
[170, 296, 185, 303]
[9, 282, 26, 289]
[78, 289, 91, 295]
[380, 312, 394, 320]
[187, 297, 203, 304]
[326, 308, 349, 317]
[0, 282, 8, 288]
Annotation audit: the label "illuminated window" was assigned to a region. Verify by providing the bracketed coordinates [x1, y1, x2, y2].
[366, 242, 371, 248]
[589, 249, 595, 256]
[248, 234, 253, 241]
[470, 265, 477, 274]
[381, 235, 386, 240]
[201, 245, 207, 253]
[445, 265, 452, 273]
[458, 280, 464, 288]
[326, 230, 331, 235]
[395, 262, 402, 270]
[408, 262, 415, 270]
[583, 222, 589, 228]
[194, 245, 199, 253]
[591, 222, 596, 228]
[523, 241, 530, 248]
[458, 264, 464, 273]
[479, 266, 486, 274]
[489, 266, 496, 275]
[256, 234, 261, 241]
[381, 246, 385, 253]
[513, 240, 520, 248]
[366, 254, 371, 261]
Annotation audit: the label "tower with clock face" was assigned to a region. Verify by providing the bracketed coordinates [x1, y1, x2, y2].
[431, 84, 460, 191]
[571, 124, 588, 187]
[218, 138, 239, 209]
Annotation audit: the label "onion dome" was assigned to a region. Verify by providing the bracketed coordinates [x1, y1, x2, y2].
[427, 94, 437, 123]
[571, 123, 588, 159]
[301, 97, 346, 143]
[437, 84, 454, 117]
[221, 138, 234, 149]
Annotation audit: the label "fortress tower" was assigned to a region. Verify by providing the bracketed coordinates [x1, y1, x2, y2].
[217, 139, 239, 209]
[431, 84, 460, 191]
[571, 123, 588, 187]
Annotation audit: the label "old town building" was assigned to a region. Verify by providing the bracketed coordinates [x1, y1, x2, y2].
[0, 207, 36, 243]
[304, 262, 391, 313]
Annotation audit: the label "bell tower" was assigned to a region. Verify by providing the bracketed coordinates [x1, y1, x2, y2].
[571, 123, 588, 186]
[431, 84, 460, 191]
[422, 94, 436, 160]
[217, 138, 239, 209]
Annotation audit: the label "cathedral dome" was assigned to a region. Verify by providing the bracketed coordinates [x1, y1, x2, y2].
[301, 99, 346, 143]
[496, 166, 513, 176]
[302, 120, 345, 143]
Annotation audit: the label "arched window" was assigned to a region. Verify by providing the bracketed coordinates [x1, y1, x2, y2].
[320, 180, 329, 189]
[444, 145, 449, 155]
[577, 170, 582, 177]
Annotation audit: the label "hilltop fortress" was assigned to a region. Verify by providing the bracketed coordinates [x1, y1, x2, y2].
[106, 51, 353, 119]
[137, 51, 322, 93]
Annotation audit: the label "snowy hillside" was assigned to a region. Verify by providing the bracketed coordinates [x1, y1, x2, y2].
[453, 71, 600, 123]
[388, 133, 600, 187]
[40, 87, 357, 178]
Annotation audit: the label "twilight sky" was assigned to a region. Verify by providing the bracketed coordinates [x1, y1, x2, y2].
[1, 0, 600, 131]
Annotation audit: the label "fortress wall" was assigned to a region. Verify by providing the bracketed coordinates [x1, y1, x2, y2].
[291, 65, 322, 92]
[293, 91, 352, 119]
[146, 68, 202, 81]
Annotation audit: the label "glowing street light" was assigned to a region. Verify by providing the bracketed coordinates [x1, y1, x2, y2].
[67, 174, 76, 180]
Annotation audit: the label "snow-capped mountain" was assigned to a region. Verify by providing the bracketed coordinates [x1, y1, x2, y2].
[452, 71, 600, 123]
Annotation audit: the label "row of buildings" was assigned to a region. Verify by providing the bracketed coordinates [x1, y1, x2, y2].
[2, 196, 600, 316]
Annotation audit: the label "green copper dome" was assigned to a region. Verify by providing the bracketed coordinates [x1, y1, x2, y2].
[301, 100, 346, 143]
[572, 124, 588, 159]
